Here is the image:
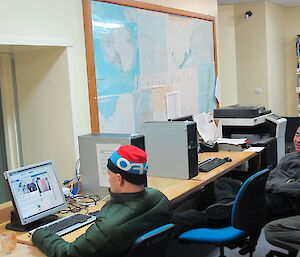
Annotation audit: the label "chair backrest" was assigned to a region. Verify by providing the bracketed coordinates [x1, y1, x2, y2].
[124, 223, 175, 257]
[283, 117, 300, 143]
[283, 117, 300, 152]
[231, 168, 270, 231]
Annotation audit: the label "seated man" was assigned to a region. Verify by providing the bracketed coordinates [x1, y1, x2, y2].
[32, 145, 172, 257]
[265, 215, 300, 256]
[172, 126, 300, 234]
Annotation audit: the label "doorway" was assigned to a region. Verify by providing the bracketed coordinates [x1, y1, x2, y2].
[0, 86, 9, 203]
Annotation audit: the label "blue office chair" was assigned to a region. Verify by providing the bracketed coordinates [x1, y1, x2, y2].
[179, 168, 271, 257]
[124, 223, 175, 257]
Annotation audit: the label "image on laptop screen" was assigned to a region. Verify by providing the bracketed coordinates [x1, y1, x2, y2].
[5, 160, 67, 226]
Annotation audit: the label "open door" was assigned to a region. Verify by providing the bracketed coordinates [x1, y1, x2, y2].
[0, 88, 9, 203]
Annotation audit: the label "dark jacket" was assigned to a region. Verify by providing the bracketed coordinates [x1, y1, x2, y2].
[265, 152, 300, 212]
[32, 188, 171, 257]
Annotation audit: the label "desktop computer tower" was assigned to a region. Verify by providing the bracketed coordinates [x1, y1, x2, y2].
[141, 121, 198, 179]
[78, 133, 144, 198]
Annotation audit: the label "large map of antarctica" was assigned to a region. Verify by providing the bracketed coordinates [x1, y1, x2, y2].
[91, 1, 216, 133]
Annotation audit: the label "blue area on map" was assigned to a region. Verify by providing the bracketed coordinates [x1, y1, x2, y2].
[180, 49, 192, 69]
[198, 63, 216, 113]
[133, 90, 152, 132]
[98, 96, 119, 121]
[91, 1, 216, 133]
[138, 12, 166, 46]
[92, 1, 140, 99]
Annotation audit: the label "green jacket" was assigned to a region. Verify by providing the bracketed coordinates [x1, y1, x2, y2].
[32, 188, 171, 257]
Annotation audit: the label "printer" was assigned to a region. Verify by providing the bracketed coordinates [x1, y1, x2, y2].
[214, 104, 286, 168]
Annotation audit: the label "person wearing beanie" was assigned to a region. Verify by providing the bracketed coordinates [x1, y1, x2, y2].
[32, 145, 172, 257]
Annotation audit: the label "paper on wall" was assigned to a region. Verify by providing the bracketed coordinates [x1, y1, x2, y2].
[215, 75, 221, 102]
[166, 91, 180, 119]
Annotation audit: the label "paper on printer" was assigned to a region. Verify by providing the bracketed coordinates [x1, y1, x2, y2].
[195, 112, 248, 149]
[195, 112, 219, 142]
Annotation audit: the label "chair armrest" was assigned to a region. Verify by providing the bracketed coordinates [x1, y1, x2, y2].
[206, 201, 234, 220]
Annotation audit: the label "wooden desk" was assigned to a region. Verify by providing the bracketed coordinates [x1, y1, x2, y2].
[0, 150, 257, 256]
[148, 176, 204, 203]
[0, 176, 204, 254]
[194, 151, 258, 186]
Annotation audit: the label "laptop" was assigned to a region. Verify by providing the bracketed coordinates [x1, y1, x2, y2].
[4, 160, 95, 235]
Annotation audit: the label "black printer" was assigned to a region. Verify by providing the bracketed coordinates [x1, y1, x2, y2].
[213, 105, 286, 169]
[214, 104, 271, 119]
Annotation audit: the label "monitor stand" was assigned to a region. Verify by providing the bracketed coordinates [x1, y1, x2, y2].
[5, 210, 59, 232]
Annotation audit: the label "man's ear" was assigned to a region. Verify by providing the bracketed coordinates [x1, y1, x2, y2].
[116, 173, 124, 186]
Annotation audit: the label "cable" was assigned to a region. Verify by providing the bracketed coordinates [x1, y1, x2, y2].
[74, 159, 80, 195]
[60, 159, 105, 214]
[100, 194, 110, 202]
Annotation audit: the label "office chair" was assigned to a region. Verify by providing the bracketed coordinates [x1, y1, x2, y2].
[283, 117, 300, 153]
[266, 249, 298, 257]
[179, 168, 271, 257]
[124, 223, 175, 257]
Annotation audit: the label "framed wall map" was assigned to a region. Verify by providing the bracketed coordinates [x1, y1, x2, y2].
[82, 0, 218, 133]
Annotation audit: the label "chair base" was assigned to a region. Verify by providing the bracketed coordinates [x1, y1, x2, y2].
[266, 250, 297, 257]
[217, 245, 254, 257]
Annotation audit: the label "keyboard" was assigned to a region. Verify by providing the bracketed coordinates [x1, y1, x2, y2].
[29, 213, 96, 236]
[198, 157, 227, 172]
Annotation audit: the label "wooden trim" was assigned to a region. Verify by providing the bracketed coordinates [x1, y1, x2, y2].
[82, 0, 100, 133]
[212, 21, 220, 108]
[0, 201, 13, 224]
[83, 0, 218, 132]
[213, 22, 218, 79]
[96, 0, 214, 21]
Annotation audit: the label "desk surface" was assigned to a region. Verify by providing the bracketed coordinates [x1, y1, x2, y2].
[0, 150, 258, 256]
[194, 151, 258, 186]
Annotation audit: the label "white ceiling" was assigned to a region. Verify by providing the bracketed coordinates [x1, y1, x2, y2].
[217, 0, 300, 7]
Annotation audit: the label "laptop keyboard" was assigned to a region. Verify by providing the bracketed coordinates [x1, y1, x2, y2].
[29, 213, 96, 236]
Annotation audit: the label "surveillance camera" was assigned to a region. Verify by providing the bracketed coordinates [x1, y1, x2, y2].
[245, 10, 253, 19]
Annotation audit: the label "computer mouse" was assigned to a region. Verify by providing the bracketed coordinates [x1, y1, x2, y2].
[224, 157, 232, 162]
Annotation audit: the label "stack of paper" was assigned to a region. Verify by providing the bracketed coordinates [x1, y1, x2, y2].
[216, 138, 247, 145]
[194, 112, 218, 142]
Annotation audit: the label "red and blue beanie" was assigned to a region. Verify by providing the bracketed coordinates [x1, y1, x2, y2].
[107, 145, 148, 185]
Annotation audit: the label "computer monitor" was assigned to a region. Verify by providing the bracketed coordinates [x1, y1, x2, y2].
[169, 115, 194, 121]
[5, 160, 67, 229]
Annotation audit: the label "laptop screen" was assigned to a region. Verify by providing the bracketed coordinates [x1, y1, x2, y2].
[5, 160, 67, 225]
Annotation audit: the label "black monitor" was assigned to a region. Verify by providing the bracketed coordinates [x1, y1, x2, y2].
[4, 160, 67, 231]
[169, 115, 194, 122]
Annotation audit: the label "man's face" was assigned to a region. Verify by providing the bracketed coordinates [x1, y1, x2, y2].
[293, 127, 300, 152]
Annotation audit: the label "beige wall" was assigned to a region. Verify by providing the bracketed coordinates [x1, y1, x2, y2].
[218, 5, 238, 106]
[0, 0, 218, 180]
[15, 48, 76, 178]
[284, 7, 300, 116]
[235, 2, 269, 106]
[0, 0, 90, 179]
[218, 2, 299, 117]
[265, 2, 286, 115]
